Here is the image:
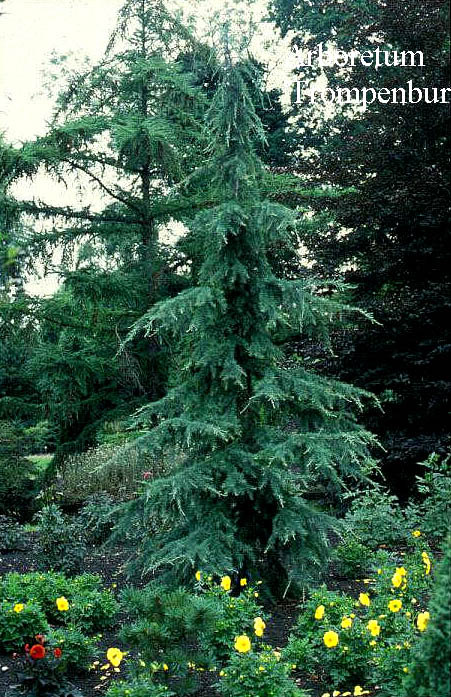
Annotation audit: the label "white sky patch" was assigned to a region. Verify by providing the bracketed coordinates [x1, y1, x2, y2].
[0, 0, 299, 295]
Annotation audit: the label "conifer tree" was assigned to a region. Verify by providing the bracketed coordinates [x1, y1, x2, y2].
[116, 52, 377, 593]
[402, 535, 451, 697]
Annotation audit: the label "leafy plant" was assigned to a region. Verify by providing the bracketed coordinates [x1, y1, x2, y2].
[0, 421, 40, 517]
[34, 504, 87, 576]
[46, 625, 98, 673]
[342, 486, 407, 549]
[11, 634, 83, 696]
[105, 679, 176, 697]
[401, 536, 451, 697]
[405, 452, 451, 539]
[0, 600, 49, 652]
[0, 514, 24, 552]
[218, 644, 306, 697]
[76, 494, 119, 546]
[335, 538, 373, 578]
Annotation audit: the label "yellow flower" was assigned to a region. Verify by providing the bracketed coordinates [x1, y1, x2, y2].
[388, 599, 402, 613]
[403, 667, 409, 673]
[391, 572, 403, 588]
[341, 617, 353, 629]
[412, 530, 421, 537]
[220, 576, 231, 591]
[13, 603, 24, 613]
[195, 570, 201, 582]
[421, 552, 431, 575]
[254, 617, 266, 637]
[106, 648, 124, 667]
[56, 596, 69, 612]
[240, 578, 247, 587]
[369, 640, 377, 646]
[359, 593, 370, 606]
[315, 604, 325, 620]
[395, 567, 407, 577]
[367, 619, 381, 637]
[323, 631, 339, 648]
[234, 635, 251, 653]
[353, 688, 370, 696]
[258, 666, 265, 671]
[377, 568, 382, 574]
[163, 664, 168, 671]
[321, 693, 331, 697]
[333, 692, 341, 697]
[417, 611, 430, 632]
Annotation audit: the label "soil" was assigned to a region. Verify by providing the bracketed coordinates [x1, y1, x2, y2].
[0, 534, 371, 697]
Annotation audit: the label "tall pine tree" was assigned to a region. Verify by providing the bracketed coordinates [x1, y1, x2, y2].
[116, 53, 377, 593]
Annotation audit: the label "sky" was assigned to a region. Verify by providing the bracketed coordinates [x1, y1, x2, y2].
[0, 0, 296, 294]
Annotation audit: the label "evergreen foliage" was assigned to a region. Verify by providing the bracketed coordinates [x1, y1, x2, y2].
[114, 55, 377, 593]
[269, 0, 451, 495]
[402, 535, 451, 697]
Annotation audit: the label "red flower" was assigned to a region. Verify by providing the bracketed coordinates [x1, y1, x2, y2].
[24, 644, 30, 653]
[142, 471, 151, 480]
[53, 648, 62, 658]
[30, 644, 46, 660]
[35, 634, 46, 645]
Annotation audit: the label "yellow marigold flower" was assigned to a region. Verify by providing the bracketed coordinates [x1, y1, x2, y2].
[412, 530, 421, 537]
[333, 692, 341, 697]
[323, 631, 339, 648]
[13, 603, 24, 613]
[315, 605, 325, 620]
[56, 596, 69, 612]
[106, 648, 124, 667]
[350, 613, 355, 619]
[396, 567, 407, 577]
[240, 578, 247, 587]
[377, 568, 382, 574]
[163, 664, 168, 671]
[195, 571, 201, 582]
[234, 635, 251, 653]
[403, 667, 409, 673]
[258, 666, 265, 671]
[367, 619, 381, 637]
[369, 640, 377, 646]
[220, 576, 231, 591]
[321, 693, 331, 697]
[417, 611, 430, 632]
[341, 617, 353, 629]
[359, 593, 370, 606]
[391, 572, 403, 588]
[388, 599, 402, 613]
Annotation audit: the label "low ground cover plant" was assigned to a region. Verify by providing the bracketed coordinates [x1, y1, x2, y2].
[283, 536, 436, 696]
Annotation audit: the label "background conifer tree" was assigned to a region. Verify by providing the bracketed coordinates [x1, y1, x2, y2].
[116, 51, 378, 594]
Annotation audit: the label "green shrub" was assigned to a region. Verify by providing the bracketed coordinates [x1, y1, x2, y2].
[34, 503, 87, 575]
[401, 536, 451, 697]
[0, 570, 117, 632]
[76, 493, 119, 546]
[342, 486, 406, 549]
[335, 538, 373, 578]
[105, 679, 176, 697]
[0, 420, 40, 517]
[68, 588, 118, 633]
[218, 645, 306, 697]
[120, 584, 218, 694]
[283, 546, 436, 695]
[0, 599, 49, 652]
[405, 452, 451, 539]
[47, 625, 98, 672]
[0, 514, 24, 552]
